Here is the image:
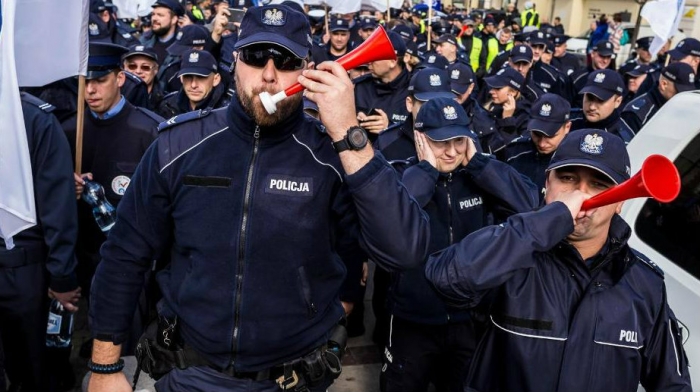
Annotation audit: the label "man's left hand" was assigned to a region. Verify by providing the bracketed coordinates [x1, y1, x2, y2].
[49, 287, 81, 313]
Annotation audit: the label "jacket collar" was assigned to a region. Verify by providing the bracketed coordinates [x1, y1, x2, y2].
[226, 91, 305, 144]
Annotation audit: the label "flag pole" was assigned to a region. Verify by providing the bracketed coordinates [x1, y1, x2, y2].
[324, 4, 330, 43]
[427, 0, 433, 51]
[75, 75, 85, 173]
[386, 0, 391, 23]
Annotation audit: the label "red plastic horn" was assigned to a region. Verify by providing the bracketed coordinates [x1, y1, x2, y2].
[581, 154, 681, 210]
[259, 25, 398, 114]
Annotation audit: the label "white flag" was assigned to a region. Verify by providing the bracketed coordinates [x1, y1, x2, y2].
[326, 0, 362, 14]
[365, 0, 403, 12]
[641, 0, 686, 57]
[0, 0, 88, 248]
[14, 0, 89, 87]
[111, 0, 157, 19]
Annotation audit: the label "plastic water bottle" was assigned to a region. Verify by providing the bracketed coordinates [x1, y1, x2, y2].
[46, 299, 74, 348]
[81, 179, 116, 232]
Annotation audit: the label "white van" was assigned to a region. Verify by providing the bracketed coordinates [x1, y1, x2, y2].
[622, 91, 700, 389]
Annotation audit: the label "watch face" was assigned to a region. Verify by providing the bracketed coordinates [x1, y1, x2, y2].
[348, 127, 368, 149]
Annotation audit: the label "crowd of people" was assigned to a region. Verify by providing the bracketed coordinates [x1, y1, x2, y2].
[1, 0, 697, 391]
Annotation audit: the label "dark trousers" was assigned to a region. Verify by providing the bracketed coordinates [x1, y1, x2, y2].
[380, 316, 476, 392]
[155, 365, 335, 392]
[0, 263, 48, 392]
[371, 265, 391, 347]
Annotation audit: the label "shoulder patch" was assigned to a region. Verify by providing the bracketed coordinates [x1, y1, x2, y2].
[134, 106, 165, 124]
[158, 109, 212, 133]
[631, 249, 664, 278]
[20, 92, 55, 113]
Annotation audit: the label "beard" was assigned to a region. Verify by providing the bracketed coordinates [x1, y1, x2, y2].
[235, 72, 302, 127]
[152, 22, 172, 37]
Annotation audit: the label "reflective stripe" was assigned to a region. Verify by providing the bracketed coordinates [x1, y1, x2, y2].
[160, 126, 229, 173]
[670, 319, 682, 376]
[291, 135, 343, 182]
[594, 340, 643, 350]
[491, 315, 567, 341]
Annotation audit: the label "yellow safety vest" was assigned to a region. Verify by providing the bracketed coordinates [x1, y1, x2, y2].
[486, 37, 499, 70]
[522, 9, 540, 28]
[470, 37, 483, 72]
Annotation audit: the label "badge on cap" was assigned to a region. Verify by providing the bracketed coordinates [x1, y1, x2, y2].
[428, 55, 436, 63]
[520, 46, 526, 53]
[262, 8, 285, 26]
[451, 69, 460, 79]
[580, 133, 604, 155]
[189, 52, 199, 62]
[540, 103, 551, 117]
[430, 74, 442, 86]
[497, 69, 505, 75]
[444, 106, 458, 120]
[136, 45, 145, 51]
[89, 23, 99, 36]
[176, 31, 184, 40]
[537, 32, 544, 38]
[337, 20, 342, 25]
[594, 72, 606, 83]
[690, 73, 695, 83]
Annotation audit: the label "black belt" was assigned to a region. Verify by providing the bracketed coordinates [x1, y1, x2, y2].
[0, 246, 45, 269]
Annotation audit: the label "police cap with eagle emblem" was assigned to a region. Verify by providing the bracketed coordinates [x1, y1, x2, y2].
[528, 93, 571, 137]
[234, 4, 312, 59]
[414, 97, 478, 143]
[408, 68, 455, 102]
[547, 128, 631, 185]
[579, 69, 624, 101]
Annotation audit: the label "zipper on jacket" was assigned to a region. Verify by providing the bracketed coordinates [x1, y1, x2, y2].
[298, 266, 318, 319]
[230, 126, 260, 368]
[444, 173, 454, 244]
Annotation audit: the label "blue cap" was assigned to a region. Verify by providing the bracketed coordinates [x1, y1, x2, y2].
[87, 42, 129, 79]
[151, 0, 185, 17]
[661, 62, 697, 93]
[168, 25, 209, 56]
[510, 45, 533, 63]
[234, 5, 312, 59]
[580, 69, 624, 101]
[415, 97, 474, 142]
[547, 129, 631, 184]
[87, 13, 112, 43]
[528, 93, 571, 137]
[485, 67, 524, 90]
[405, 40, 419, 57]
[528, 30, 548, 46]
[448, 62, 474, 95]
[434, 34, 458, 47]
[593, 40, 615, 57]
[360, 17, 378, 30]
[553, 34, 570, 45]
[668, 38, 700, 59]
[391, 24, 414, 42]
[177, 49, 218, 77]
[386, 30, 407, 57]
[625, 64, 652, 77]
[416, 52, 449, 70]
[635, 36, 653, 51]
[123, 45, 159, 63]
[329, 16, 350, 32]
[408, 68, 455, 102]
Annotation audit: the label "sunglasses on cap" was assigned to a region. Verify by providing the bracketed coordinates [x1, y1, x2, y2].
[238, 45, 307, 71]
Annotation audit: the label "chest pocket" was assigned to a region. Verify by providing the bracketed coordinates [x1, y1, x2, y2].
[594, 305, 645, 350]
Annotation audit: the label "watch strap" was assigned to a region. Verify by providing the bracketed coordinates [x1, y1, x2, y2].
[88, 358, 125, 374]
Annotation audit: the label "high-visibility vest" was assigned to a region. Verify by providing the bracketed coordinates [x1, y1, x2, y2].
[192, 6, 204, 20]
[486, 37, 499, 70]
[457, 35, 483, 72]
[522, 9, 540, 28]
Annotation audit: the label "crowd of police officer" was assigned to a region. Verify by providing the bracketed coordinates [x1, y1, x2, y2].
[1, 0, 698, 391]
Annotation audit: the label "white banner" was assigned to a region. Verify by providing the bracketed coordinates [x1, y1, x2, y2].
[14, 0, 89, 87]
[641, 0, 686, 57]
[0, 0, 35, 247]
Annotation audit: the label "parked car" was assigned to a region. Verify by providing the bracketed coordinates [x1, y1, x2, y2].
[622, 90, 700, 390]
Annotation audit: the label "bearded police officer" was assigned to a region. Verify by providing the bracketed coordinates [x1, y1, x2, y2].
[86, 5, 429, 391]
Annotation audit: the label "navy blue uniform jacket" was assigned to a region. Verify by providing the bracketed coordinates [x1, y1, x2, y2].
[389, 155, 538, 324]
[90, 96, 430, 372]
[425, 203, 692, 392]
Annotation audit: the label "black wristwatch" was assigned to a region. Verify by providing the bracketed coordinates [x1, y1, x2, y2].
[332, 126, 368, 153]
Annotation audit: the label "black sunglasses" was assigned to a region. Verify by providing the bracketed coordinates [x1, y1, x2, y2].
[238, 46, 306, 71]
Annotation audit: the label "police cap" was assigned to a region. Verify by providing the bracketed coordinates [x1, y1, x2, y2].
[151, 0, 185, 17]
[87, 42, 129, 79]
